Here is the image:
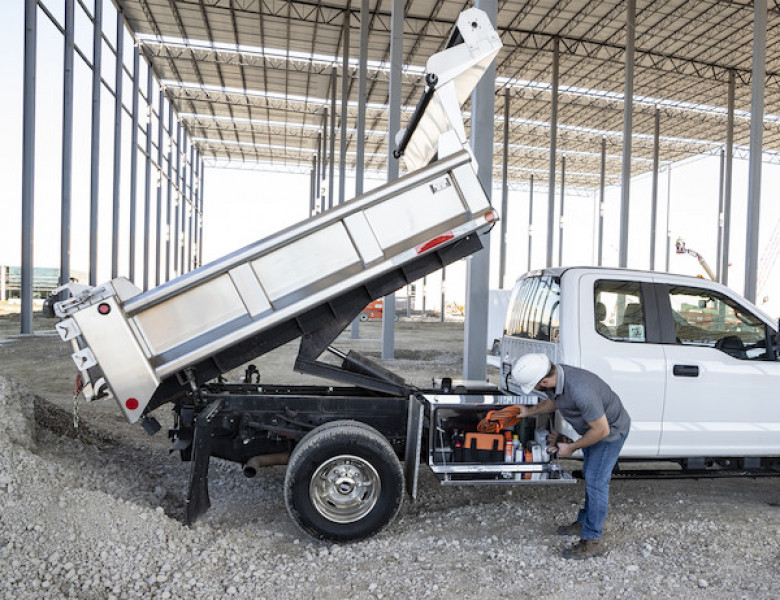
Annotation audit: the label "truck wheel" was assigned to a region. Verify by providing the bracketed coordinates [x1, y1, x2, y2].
[359, 314, 368, 321]
[284, 420, 404, 542]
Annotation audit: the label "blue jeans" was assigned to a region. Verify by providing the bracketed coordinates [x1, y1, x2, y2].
[576, 433, 627, 540]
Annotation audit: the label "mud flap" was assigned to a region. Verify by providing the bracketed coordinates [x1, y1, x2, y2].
[403, 394, 425, 501]
[185, 399, 223, 525]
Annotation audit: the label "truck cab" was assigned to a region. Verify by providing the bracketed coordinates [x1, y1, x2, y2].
[501, 267, 780, 463]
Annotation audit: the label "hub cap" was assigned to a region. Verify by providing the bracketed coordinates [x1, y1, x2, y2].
[310, 455, 380, 523]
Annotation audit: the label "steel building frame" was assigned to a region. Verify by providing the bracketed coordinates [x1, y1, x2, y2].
[17, 0, 780, 341]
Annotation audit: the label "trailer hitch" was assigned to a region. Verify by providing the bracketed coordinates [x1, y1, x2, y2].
[185, 398, 223, 525]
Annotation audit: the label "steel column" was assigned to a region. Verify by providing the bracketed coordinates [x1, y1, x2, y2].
[351, 0, 369, 340]
[21, 0, 37, 334]
[181, 130, 188, 272]
[199, 160, 205, 265]
[329, 69, 337, 209]
[464, 0, 497, 381]
[60, 0, 74, 296]
[665, 166, 672, 272]
[156, 90, 164, 286]
[339, 4, 351, 205]
[321, 109, 328, 209]
[650, 107, 660, 270]
[598, 136, 606, 266]
[716, 148, 725, 282]
[619, 0, 636, 269]
[174, 121, 181, 275]
[111, 11, 123, 279]
[316, 131, 322, 192]
[499, 87, 509, 289]
[165, 103, 173, 282]
[441, 267, 446, 323]
[310, 157, 316, 216]
[528, 174, 534, 271]
[129, 47, 140, 281]
[745, 0, 766, 302]
[188, 143, 195, 271]
[722, 71, 735, 287]
[193, 150, 200, 267]
[88, 0, 103, 286]
[546, 38, 559, 268]
[143, 66, 152, 291]
[382, 0, 403, 359]
[558, 155, 565, 266]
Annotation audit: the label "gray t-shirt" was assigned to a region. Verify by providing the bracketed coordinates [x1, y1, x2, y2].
[550, 364, 631, 442]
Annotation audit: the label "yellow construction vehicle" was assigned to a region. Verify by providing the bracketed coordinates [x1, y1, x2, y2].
[675, 238, 716, 281]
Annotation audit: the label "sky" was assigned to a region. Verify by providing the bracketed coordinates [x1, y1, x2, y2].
[3, 0, 780, 319]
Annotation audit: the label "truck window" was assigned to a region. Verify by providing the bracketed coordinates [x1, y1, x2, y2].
[668, 285, 766, 358]
[505, 276, 560, 341]
[594, 280, 646, 342]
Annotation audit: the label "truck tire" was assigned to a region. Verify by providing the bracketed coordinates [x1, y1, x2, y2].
[284, 420, 404, 542]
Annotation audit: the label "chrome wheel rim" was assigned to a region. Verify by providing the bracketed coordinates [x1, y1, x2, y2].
[310, 454, 380, 523]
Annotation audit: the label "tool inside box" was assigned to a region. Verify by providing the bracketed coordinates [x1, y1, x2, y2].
[432, 407, 554, 466]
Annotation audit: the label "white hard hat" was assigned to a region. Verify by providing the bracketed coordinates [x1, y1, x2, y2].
[511, 353, 551, 394]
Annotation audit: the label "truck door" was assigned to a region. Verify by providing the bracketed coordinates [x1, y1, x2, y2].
[577, 273, 666, 457]
[657, 283, 780, 456]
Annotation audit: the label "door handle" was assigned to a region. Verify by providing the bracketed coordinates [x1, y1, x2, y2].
[673, 364, 699, 377]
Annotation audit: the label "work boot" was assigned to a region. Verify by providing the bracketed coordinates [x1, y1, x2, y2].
[556, 521, 582, 536]
[561, 539, 607, 560]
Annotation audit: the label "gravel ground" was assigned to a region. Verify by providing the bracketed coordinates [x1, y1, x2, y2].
[1, 315, 780, 599]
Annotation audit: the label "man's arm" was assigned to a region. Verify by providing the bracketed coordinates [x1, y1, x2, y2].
[556, 415, 610, 457]
[517, 398, 557, 418]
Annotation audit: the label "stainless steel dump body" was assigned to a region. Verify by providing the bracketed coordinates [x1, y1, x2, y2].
[53, 8, 502, 423]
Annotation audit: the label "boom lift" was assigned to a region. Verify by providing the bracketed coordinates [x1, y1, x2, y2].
[51, 9, 574, 542]
[676, 238, 716, 281]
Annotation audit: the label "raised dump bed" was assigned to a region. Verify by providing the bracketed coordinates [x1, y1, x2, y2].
[53, 7, 503, 424]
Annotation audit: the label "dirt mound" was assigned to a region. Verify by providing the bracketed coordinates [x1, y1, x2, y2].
[0, 375, 38, 451]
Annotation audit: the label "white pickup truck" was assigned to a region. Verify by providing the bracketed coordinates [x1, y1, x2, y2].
[501, 267, 780, 472]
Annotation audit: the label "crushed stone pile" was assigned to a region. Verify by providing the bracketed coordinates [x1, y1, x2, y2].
[0, 374, 780, 599]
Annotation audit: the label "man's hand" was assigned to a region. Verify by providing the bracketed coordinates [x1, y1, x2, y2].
[555, 442, 575, 458]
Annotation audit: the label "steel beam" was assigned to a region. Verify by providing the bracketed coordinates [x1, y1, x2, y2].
[499, 88, 509, 289]
[650, 107, 660, 271]
[129, 47, 140, 282]
[382, 0, 403, 360]
[464, 0, 497, 381]
[310, 158, 316, 216]
[88, 0, 103, 286]
[143, 66, 152, 291]
[111, 11, 123, 279]
[745, 0, 766, 303]
[21, 0, 36, 334]
[339, 4, 351, 205]
[546, 37, 559, 268]
[619, 0, 636, 269]
[598, 136, 605, 266]
[60, 0, 74, 296]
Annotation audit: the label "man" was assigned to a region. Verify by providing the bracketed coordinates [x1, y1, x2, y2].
[511, 353, 630, 560]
